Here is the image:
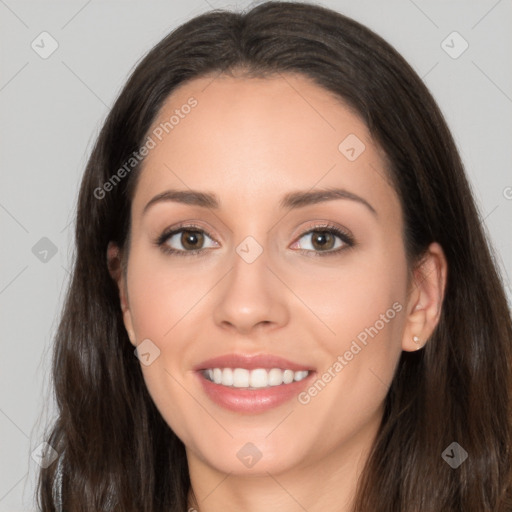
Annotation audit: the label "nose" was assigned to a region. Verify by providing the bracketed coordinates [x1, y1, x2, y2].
[212, 246, 289, 336]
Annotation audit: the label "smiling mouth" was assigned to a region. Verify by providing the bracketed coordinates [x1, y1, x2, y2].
[201, 367, 311, 389]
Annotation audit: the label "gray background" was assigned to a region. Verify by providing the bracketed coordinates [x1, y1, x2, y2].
[1, 0, 511, 510]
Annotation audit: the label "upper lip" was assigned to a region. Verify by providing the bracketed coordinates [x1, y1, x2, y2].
[193, 353, 315, 372]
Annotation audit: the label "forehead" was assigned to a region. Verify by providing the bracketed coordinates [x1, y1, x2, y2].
[131, 73, 398, 221]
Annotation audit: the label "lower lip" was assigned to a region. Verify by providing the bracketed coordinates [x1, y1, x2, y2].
[195, 370, 316, 414]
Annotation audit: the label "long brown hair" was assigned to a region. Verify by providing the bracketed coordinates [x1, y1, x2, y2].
[36, 2, 512, 510]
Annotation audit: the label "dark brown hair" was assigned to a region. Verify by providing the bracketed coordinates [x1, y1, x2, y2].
[36, 1, 512, 510]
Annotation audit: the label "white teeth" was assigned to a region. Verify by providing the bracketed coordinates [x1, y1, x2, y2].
[233, 368, 250, 387]
[213, 368, 223, 384]
[202, 367, 310, 388]
[283, 369, 294, 384]
[268, 368, 283, 386]
[222, 368, 234, 386]
[250, 368, 268, 388]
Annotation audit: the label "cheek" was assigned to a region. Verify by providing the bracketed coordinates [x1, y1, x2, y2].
[124, 252, 203, 438]
[293, 251, 406, 338]
[125, 249, 209, 344]
[294, 266, 406, 444]
[299, 250, 407, 388]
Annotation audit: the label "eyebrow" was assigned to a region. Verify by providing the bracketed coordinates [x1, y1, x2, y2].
[142, 187, 377, 216]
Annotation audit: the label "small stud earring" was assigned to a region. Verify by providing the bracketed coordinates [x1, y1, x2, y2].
[412, 335, 420, 350]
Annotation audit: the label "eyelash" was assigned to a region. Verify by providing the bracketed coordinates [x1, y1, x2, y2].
[154, 222, 355, 258]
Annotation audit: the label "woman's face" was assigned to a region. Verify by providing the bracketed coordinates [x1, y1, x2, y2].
[112, 73, 426, 479]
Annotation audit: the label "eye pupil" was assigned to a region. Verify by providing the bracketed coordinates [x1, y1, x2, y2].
[312, 231, 334, 250]
[182, 230, 203, 250]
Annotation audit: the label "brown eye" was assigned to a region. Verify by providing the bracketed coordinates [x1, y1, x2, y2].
[156, 225, 218, 256]
[294, 225, 353, 255]
[309, 231, 336, 251]
[290, 223, 355, 258]
[180, 230, 204, 250]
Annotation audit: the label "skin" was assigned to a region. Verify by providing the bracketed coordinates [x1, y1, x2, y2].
[107, 73, 447, 512]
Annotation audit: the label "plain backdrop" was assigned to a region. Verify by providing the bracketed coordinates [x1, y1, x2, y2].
[0, 0, 511, 510]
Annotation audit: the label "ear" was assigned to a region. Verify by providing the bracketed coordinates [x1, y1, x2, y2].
[402, 242, 448, 352]
[107, 241, 137, 347]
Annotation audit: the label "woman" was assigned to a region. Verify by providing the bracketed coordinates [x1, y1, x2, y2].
[36, 1, 512, 510]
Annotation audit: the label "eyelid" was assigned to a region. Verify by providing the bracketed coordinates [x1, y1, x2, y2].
[291, 221, 354, 243]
